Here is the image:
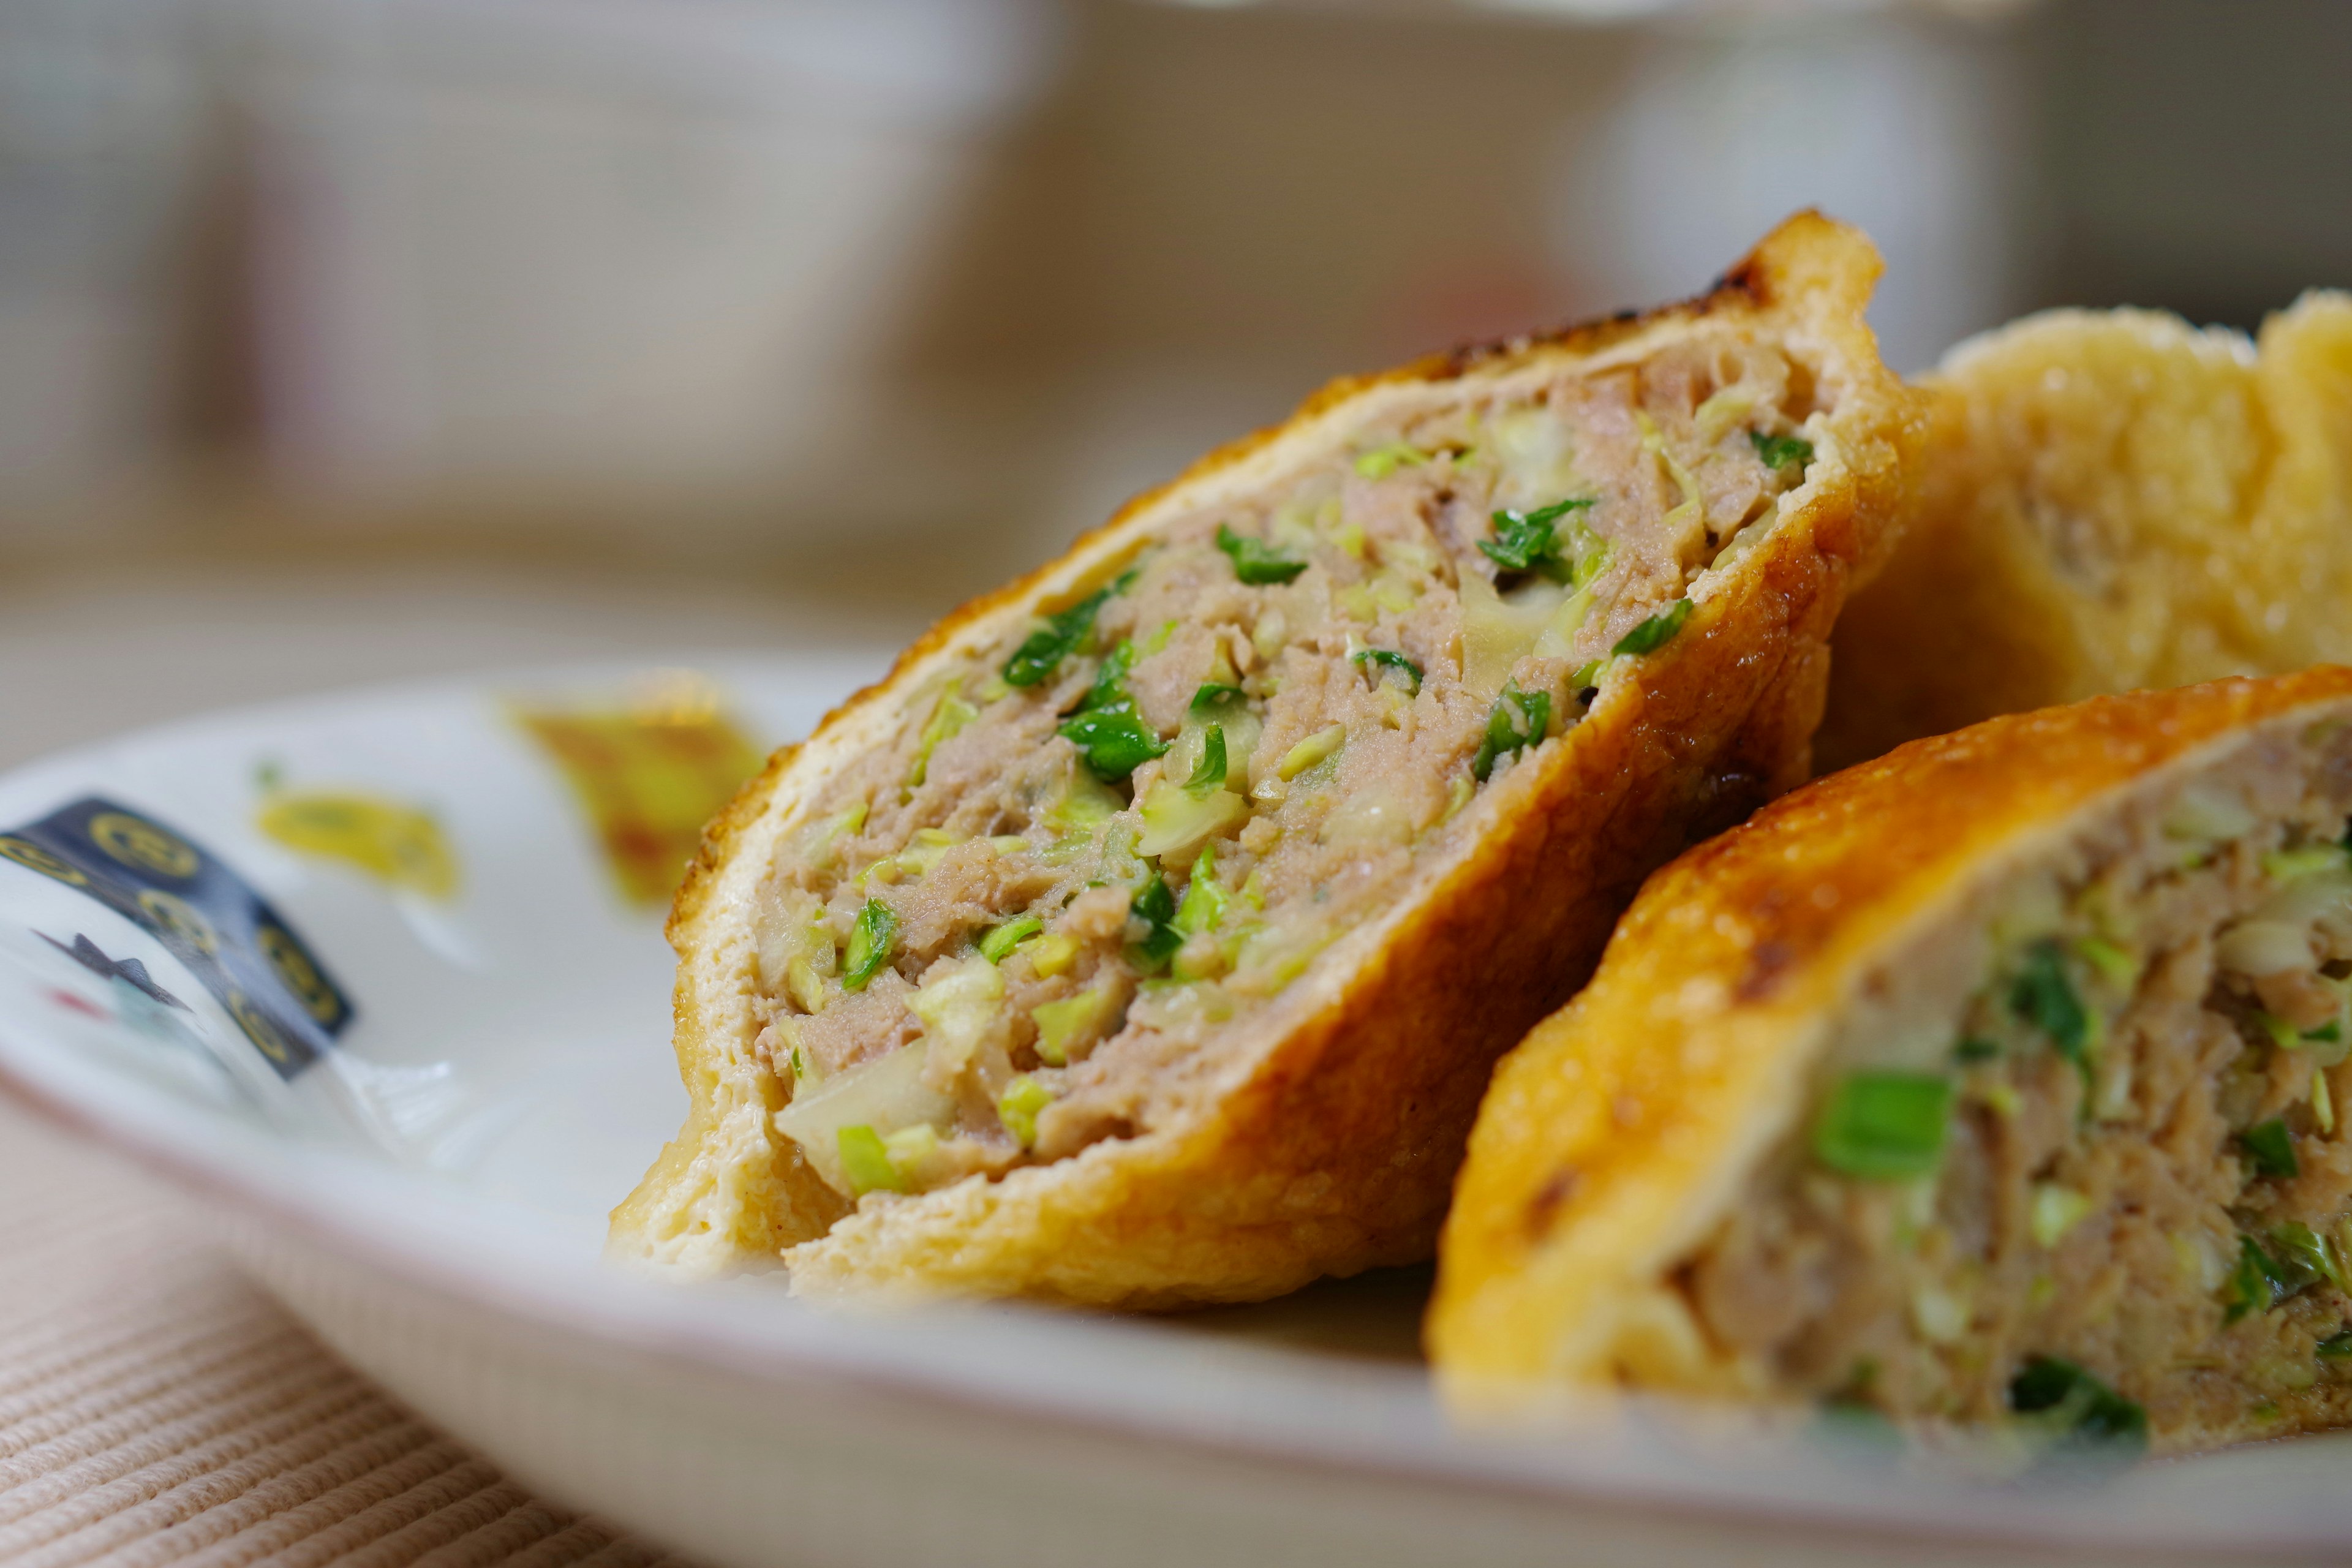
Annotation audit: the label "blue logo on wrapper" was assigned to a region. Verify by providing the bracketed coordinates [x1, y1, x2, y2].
[0, 797, 352, 1078]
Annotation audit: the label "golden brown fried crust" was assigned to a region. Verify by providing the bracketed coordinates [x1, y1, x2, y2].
[611, 211, 1926, 1305]
[1429, 668, 2352, 1409]
[1817, 296, 2352, 772]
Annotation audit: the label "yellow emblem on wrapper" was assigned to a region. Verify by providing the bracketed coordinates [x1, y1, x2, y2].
[511, 671, 764, 910]
[257, 791, 461, 901]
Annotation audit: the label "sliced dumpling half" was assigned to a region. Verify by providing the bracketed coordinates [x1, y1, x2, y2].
[1433, 669, 2352, 1456]
[609, 213, 1922, 1306]
[1818, 295, 2352, 771]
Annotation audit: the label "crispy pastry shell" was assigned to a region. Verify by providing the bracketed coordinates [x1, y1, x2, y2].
[1431, 668, 2352, 1436]
[1817, 296, 2352, 772]
[609, 212, 1924, 1306]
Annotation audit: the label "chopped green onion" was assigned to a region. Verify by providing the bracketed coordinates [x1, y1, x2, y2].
[2309, 1020, 2343, 1043]
[1057, 638, 1169, 782]
[1569, 660, 1603, 692]
[2271, 1221, 2348, 1293]
[1471, 682, 1550, 783]
[2010, 938, 2090, 1074]
[2007, 1355, 2147, 1457]
[1183, 726, 1228, 796]
[837, 1125, 905, 1194]
[1190, 682, 1246, 715]
[1478, 498, 1599, 579]
[1174, 843, 1227, 939]
[2318, 1329, 2352, 1359]
[2263, 844, 2345, 882]
[1812, 1069, 1951, 1180]
[1277, 724, 1346, 780]
[1351, 646, 1423, 694]
[1077, 638, 1140, 715]
[1131, 873, 1183, 971]
[1059, 706, 1167, 782]
[2029, 1183, 2097, 1248]
[1031, 986, 1115, 1066]
[1216, 523, 1307, 585]
[1751, 429, 1815, 473]
[1003, 579, 1125, 687]
[1953, 1036, 2001, 1063]
[907, 682, 978, 791]
[979, 915, 1044, 963]
[2241, 1117, 2299, 1180]
[2222, 1232, 2319, 1323]
[2073, 936, 2136, 987]
[842, 900, 898, 992]
[1354, 442, 1427, 479]
[1613, 598, 1693, 657]
[997, 1075, 1054, 1148]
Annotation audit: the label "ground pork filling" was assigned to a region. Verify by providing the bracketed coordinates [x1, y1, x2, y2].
[747, 331, 1820, 1205]
[1680, 718, 2352, 1452]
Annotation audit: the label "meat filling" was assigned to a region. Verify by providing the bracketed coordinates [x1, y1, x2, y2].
[1682, 720, 2352, 1450]
[755, 333, 1820, 1204]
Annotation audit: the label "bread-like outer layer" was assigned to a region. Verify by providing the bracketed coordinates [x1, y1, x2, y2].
[609, 211, 1924, 1306]
[1431, 666, 2352, 1406]
[1815, 293, 2352, 772]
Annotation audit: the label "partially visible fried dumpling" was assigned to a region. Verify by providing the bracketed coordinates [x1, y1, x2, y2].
[608, 213, 1924, 1307]
[1432, 670, 2352, 1457]
[1817, 296, 2352, 772]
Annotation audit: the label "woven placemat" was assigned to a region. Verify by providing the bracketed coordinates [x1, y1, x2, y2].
[0, 1099, 687, 1568]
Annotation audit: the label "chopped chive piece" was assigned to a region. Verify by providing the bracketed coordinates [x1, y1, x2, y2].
[979, 915, 1044, 963]
[2319, 1329, 2352, 1359]
[2073, 936, 2135, 987]
[2010, 938, 2090, 1074]
[1189, 682, 1246, 715]
[1613, 597, 1693, 657]
[2271, 1221, 2347, 1293]
[1060, 707, 1167, 782]
[1173, 843, 1227, 938]
[1076, 638, 1140, 715]
[1130, 873, 1183, 971]
[1750, 429, 1815, 473]
[1953, 1036, 2000, 1064]
[1183, 725, 1229, 796]
[1003, 580, 1124, 688]
[2008, 1356, 2147, 1457]
[907, 682, 978, 790]
[1812, 1069, 1951, 1180]
[1057, 636, 1169, 780]
[1352, 647, 1423, 694]
[1478, 497, 1599, 579]
[1277, 723, 1346, 780]
[837, 1125, 905, 1194]
[2222, 1232, 2313, 1323]
[2241, 1117, 2299, 1180]
[1216, 523, 1306, 585]
[1353, 442, 1427, 479]
[2309, 1020, 2343, 1043]
[842, 899, 898, 992]
[1471, 682, 1551, 783]
[997, 1074, 1054, 1148]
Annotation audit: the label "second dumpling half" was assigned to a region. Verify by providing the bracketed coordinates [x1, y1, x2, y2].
[610, 213, 1922, 1308]
[1432, 668, 2352, 1457]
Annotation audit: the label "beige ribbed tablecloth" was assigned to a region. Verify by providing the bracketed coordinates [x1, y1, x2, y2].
[0, 1096, 685, 1568]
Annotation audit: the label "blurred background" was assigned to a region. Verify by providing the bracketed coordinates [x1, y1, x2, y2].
[4, 0, 2350, 766]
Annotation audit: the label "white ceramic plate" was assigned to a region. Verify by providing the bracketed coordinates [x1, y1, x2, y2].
[3, 656, 2347, 1568]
